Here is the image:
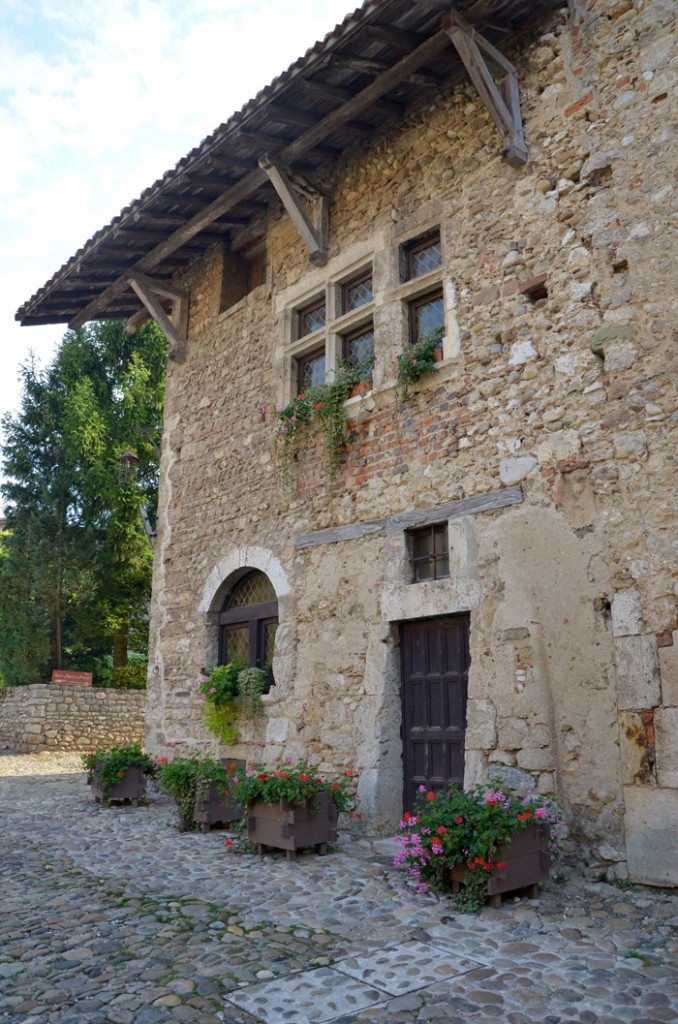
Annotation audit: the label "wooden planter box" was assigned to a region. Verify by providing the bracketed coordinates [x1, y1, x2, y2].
[247, 791, 338, 861]
[193, 781, 242, 832]
[450, 824, 551, 908]
[91, 764, 147, 806]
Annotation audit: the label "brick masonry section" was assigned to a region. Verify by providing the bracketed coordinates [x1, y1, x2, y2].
[0, 685, 146, 753]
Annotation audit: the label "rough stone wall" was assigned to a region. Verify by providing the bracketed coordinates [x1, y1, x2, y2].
[0, 685, 146, 753]
[146, 0, 678, 882]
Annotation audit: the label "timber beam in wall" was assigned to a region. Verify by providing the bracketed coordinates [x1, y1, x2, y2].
[442, 11, 528, 167]
[259, 155, 328, 266]
[125, 272, 188, 362]
[295, 486, 523, 551]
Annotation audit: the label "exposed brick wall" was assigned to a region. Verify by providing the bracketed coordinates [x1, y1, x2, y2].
[0, 685, 146, 753]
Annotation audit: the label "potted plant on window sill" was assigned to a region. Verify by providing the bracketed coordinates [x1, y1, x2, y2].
[229, 760, 358, 860]
[82, 742, 156, 806]
[274, 362, 371, 485]
[189, 663, 267, 745]
[394, 327, 444, 402]
[393, 780, 565, 911]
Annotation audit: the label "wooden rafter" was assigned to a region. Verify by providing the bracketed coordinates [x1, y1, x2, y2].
[125, 272, 188, 362]
[259, 156, 328, 266]
[443, 10, 528, 166]
[68, 28, 451, 331]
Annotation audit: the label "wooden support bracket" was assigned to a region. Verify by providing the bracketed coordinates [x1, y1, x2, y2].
[259, 155, 329, 266]
[125, 271, 188, 362]
[443, 11, 528, 167]
[124, 307, 152, 335]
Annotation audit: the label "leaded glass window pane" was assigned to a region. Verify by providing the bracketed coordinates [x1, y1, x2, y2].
[228, 571, 276, 608]
[344, 274, 373, 312]
[224, 625, 249, 664]
[345, 327, 375, 373]
[412, 293, 444, 345]
[408, 236, 442, 279]
[264, 621, 277, 665]
[299, 300, 326, 337]
[298, 349, 325, 393]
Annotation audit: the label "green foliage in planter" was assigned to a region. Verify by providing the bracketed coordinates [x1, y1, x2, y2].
[81, 742, 155, 798]
[274, 362, 370, 484]
[395, 328, 443, 402]
[229, 758, 358, 813]
[393, 779, 565, 911]
[158, 756, 234, 832]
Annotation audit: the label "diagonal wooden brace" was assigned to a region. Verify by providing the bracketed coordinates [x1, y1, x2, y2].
[125, 271, 188, 362]
[443, 11, 528, 167]
[259, 155, 329, 266]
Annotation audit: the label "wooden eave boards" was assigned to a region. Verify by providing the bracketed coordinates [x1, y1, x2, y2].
[16, 0, 559, 333]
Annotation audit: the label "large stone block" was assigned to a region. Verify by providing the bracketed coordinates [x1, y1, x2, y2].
[618, 711, 652, 785]
[465, 699, 497, 749]
[615, 636, 661, 710]
[624, 786, 678, 886]
[655, 708, 678, 788]
[659, 638, 678, 706]
[611, 590, 643, 637]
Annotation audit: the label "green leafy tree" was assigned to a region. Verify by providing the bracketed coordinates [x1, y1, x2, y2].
[0, 320, 166, 685]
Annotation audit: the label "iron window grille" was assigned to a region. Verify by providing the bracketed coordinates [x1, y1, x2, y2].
[409, 524, 450, 582]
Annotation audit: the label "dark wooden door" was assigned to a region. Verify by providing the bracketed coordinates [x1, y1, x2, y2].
[401, 615, 469, 812]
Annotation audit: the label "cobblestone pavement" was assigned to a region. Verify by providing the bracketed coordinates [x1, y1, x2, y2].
[1, 753, 677, 1024]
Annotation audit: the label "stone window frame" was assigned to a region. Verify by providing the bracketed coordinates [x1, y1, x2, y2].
[394, 224, 452, 361]
[284, 260, 376, 403]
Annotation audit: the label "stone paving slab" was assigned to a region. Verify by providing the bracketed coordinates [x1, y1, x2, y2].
[332, 941, 485, 995]
[226, 967, 384, 1023]
[1, 754, 678, 1024]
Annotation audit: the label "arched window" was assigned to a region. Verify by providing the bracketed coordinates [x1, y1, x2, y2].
[218, 571, 278, 682]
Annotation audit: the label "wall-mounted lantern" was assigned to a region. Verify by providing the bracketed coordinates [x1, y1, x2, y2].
[118, 448, 140, 486]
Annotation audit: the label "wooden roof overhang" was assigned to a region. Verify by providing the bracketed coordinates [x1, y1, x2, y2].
[17, 0, 560, 338]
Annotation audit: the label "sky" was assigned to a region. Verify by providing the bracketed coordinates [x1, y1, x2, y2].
[0, 0, 355, 426]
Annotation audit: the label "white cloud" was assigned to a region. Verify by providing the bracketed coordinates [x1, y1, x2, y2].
[1, 0, 352, 424]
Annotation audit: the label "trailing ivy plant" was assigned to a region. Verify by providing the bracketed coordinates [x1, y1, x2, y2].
[189, 661, 267, 745]
[274, 362, 370, 484]
[237, 667, 268, 720]
[394, 328, 443, 402]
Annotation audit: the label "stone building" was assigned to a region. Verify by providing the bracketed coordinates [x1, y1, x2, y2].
[17, 0, 678, 885]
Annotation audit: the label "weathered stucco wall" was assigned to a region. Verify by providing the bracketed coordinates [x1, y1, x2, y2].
[0, 685, 146, 753]
[146, 0, 678, 883]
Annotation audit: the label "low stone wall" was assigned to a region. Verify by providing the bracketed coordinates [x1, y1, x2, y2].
[0, 685, 146, 753]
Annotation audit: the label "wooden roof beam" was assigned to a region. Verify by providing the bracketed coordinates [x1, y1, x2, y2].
[259, 155, 328, 266]
[367, 24, 428, 50]
[443, 10, 527, 166]
[298, 77, 405, 119]
[69, 28, 451, 330]
[126, 271, 188, 362]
